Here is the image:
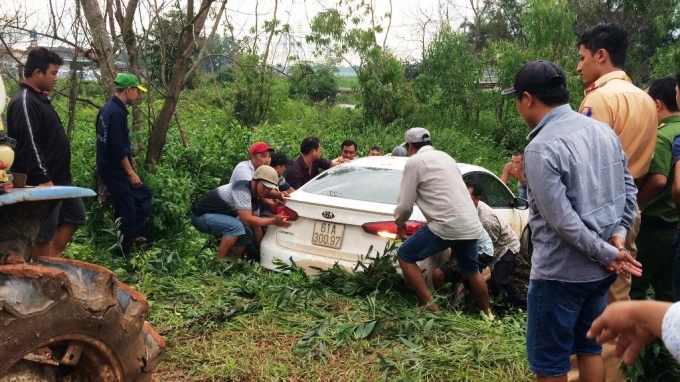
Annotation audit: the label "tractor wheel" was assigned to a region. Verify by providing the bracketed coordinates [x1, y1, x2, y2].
[0, 258, 164, 381]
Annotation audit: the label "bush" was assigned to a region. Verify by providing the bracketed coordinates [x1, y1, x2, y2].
[288, 63, 339, 103]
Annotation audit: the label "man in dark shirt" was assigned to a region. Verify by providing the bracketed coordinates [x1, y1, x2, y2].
[7, 47, 86, 259]
[96, 73, 152, 257]
[286, 136, 345, 189]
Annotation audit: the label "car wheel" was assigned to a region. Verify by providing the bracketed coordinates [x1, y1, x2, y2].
[0, 258, 164, 381]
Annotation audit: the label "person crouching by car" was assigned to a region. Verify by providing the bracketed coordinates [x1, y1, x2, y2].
[190, 165, 291, 260]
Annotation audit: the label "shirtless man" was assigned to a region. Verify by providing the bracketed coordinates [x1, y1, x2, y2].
[501, 151, 527, 199]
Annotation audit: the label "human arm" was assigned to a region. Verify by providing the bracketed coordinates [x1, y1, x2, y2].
[7, 96, 51, 183]
[587, 301, 676, 365]
[579, 92, 615, 129]
[120, 157, 141, 188]
[236, 209, 291, 228]
[637, 174, 667, 206]
[617, 152, 638, 237]
[500, 163, 511, 184]
[331, 156, 350, 167]
[639, 134, 672, 206]
[106, 111, 139, 187]
[394, 159, 418, 238]
[524, 149, 620, 266]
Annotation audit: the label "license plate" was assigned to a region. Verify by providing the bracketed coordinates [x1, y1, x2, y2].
[311, 221, 345, 249]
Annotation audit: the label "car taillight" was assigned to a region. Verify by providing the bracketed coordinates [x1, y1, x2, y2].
[361, 220, 426, 239]
[270, 202, 300, 221]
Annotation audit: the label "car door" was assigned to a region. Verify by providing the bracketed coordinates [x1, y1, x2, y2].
[463, 171, 526, 237]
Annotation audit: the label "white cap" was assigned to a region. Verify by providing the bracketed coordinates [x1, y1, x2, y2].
[405, 127, 431, 144]
[253, 165, 279, 190]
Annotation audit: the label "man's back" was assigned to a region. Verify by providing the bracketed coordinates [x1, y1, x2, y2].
[96, 96, 130, 178]
[579, 71, 657, 179]
[525, 105, 637, 282]
[229, 160, 254, 184]
[398, 146, 480, 240]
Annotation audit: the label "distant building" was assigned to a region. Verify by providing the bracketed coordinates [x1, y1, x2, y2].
[479, 67, 498, 89]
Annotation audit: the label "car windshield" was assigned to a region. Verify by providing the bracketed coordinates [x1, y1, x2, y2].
[302, 166, 403, 204]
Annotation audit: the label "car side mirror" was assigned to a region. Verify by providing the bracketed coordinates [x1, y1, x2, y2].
[513, 197, 529, 210]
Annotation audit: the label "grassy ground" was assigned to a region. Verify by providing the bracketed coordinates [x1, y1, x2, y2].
[77, 241, 533, 381]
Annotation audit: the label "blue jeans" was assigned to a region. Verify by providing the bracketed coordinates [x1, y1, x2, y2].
[526, 275, 616, 377]
[190, 212, 251, 246]
[397, 225, 479, 273]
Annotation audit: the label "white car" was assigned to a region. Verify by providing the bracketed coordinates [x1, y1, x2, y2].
[260, 156, 529, 279]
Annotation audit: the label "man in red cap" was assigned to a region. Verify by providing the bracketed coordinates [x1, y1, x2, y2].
[229, 141, 275, 185]
[229, 142, 284, 245]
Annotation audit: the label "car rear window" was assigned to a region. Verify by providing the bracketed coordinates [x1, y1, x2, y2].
[302, 166, 403, 204]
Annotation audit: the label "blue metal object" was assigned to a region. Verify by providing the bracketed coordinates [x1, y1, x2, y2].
[0, 186, 96, 263]
[0, 186, 95, 206]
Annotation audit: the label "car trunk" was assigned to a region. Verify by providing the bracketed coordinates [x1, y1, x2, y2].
[273, 192, 421, 262]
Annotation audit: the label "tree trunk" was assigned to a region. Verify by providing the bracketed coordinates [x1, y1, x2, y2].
[79, 0, 117, 99]
[114, 0, 143, 155]
[144, 0, 214, 171]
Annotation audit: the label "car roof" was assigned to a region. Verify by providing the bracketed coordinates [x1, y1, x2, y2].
[337, 155, 493, 176]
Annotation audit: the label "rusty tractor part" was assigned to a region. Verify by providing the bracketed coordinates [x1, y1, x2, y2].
[0, 186, 165, 381]
[0, 258, 165, 381]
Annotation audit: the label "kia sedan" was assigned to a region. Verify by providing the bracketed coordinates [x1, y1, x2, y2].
[260, 156, 529, 279]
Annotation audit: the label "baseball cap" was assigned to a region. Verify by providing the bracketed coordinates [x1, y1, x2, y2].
[391, 145, 408, 157]
[114, 73, 147, 92]
[270, 152, 293, 167]
[252, 165, 279, 190]
[249, 142, 275, 155]
[501, 60, 567, 96]
[405, 127, 432, 144]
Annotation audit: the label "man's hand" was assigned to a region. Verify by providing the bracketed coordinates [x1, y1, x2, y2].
[606, 247, 642, 277]
[587, 301, 667, 365]
[331, 156, 350, 167]
[273, 214, 292, 228]
[396, 225, 407, 241]
[608, 236, 626, 251]
[128, 172, 142, 188]
[39, 181, 54, 187]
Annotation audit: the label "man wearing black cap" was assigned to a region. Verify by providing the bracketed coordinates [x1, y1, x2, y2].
[270, 152, 295, 194]
[394, 127, 490, 314]
[502, 60, 640, 382]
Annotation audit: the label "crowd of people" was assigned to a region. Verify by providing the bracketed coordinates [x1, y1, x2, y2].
[5, 21, 680, 382]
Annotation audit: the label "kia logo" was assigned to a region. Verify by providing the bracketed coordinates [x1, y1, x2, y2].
[322, 211, 335, 219]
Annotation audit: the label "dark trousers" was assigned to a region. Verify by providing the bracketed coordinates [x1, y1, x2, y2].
[489, 250, 527, 309]
[631, 223, 675, 301]
[103, 176, 152, 256]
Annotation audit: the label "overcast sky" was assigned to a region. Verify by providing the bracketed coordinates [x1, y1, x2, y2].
[1, 0, 473, 64]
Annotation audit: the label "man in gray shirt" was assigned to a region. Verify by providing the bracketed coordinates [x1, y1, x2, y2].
[394, 127, 489, 314]
[502, 60, 640, 382]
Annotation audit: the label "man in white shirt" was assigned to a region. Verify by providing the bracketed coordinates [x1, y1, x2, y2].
[394, 127, 489, 314]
